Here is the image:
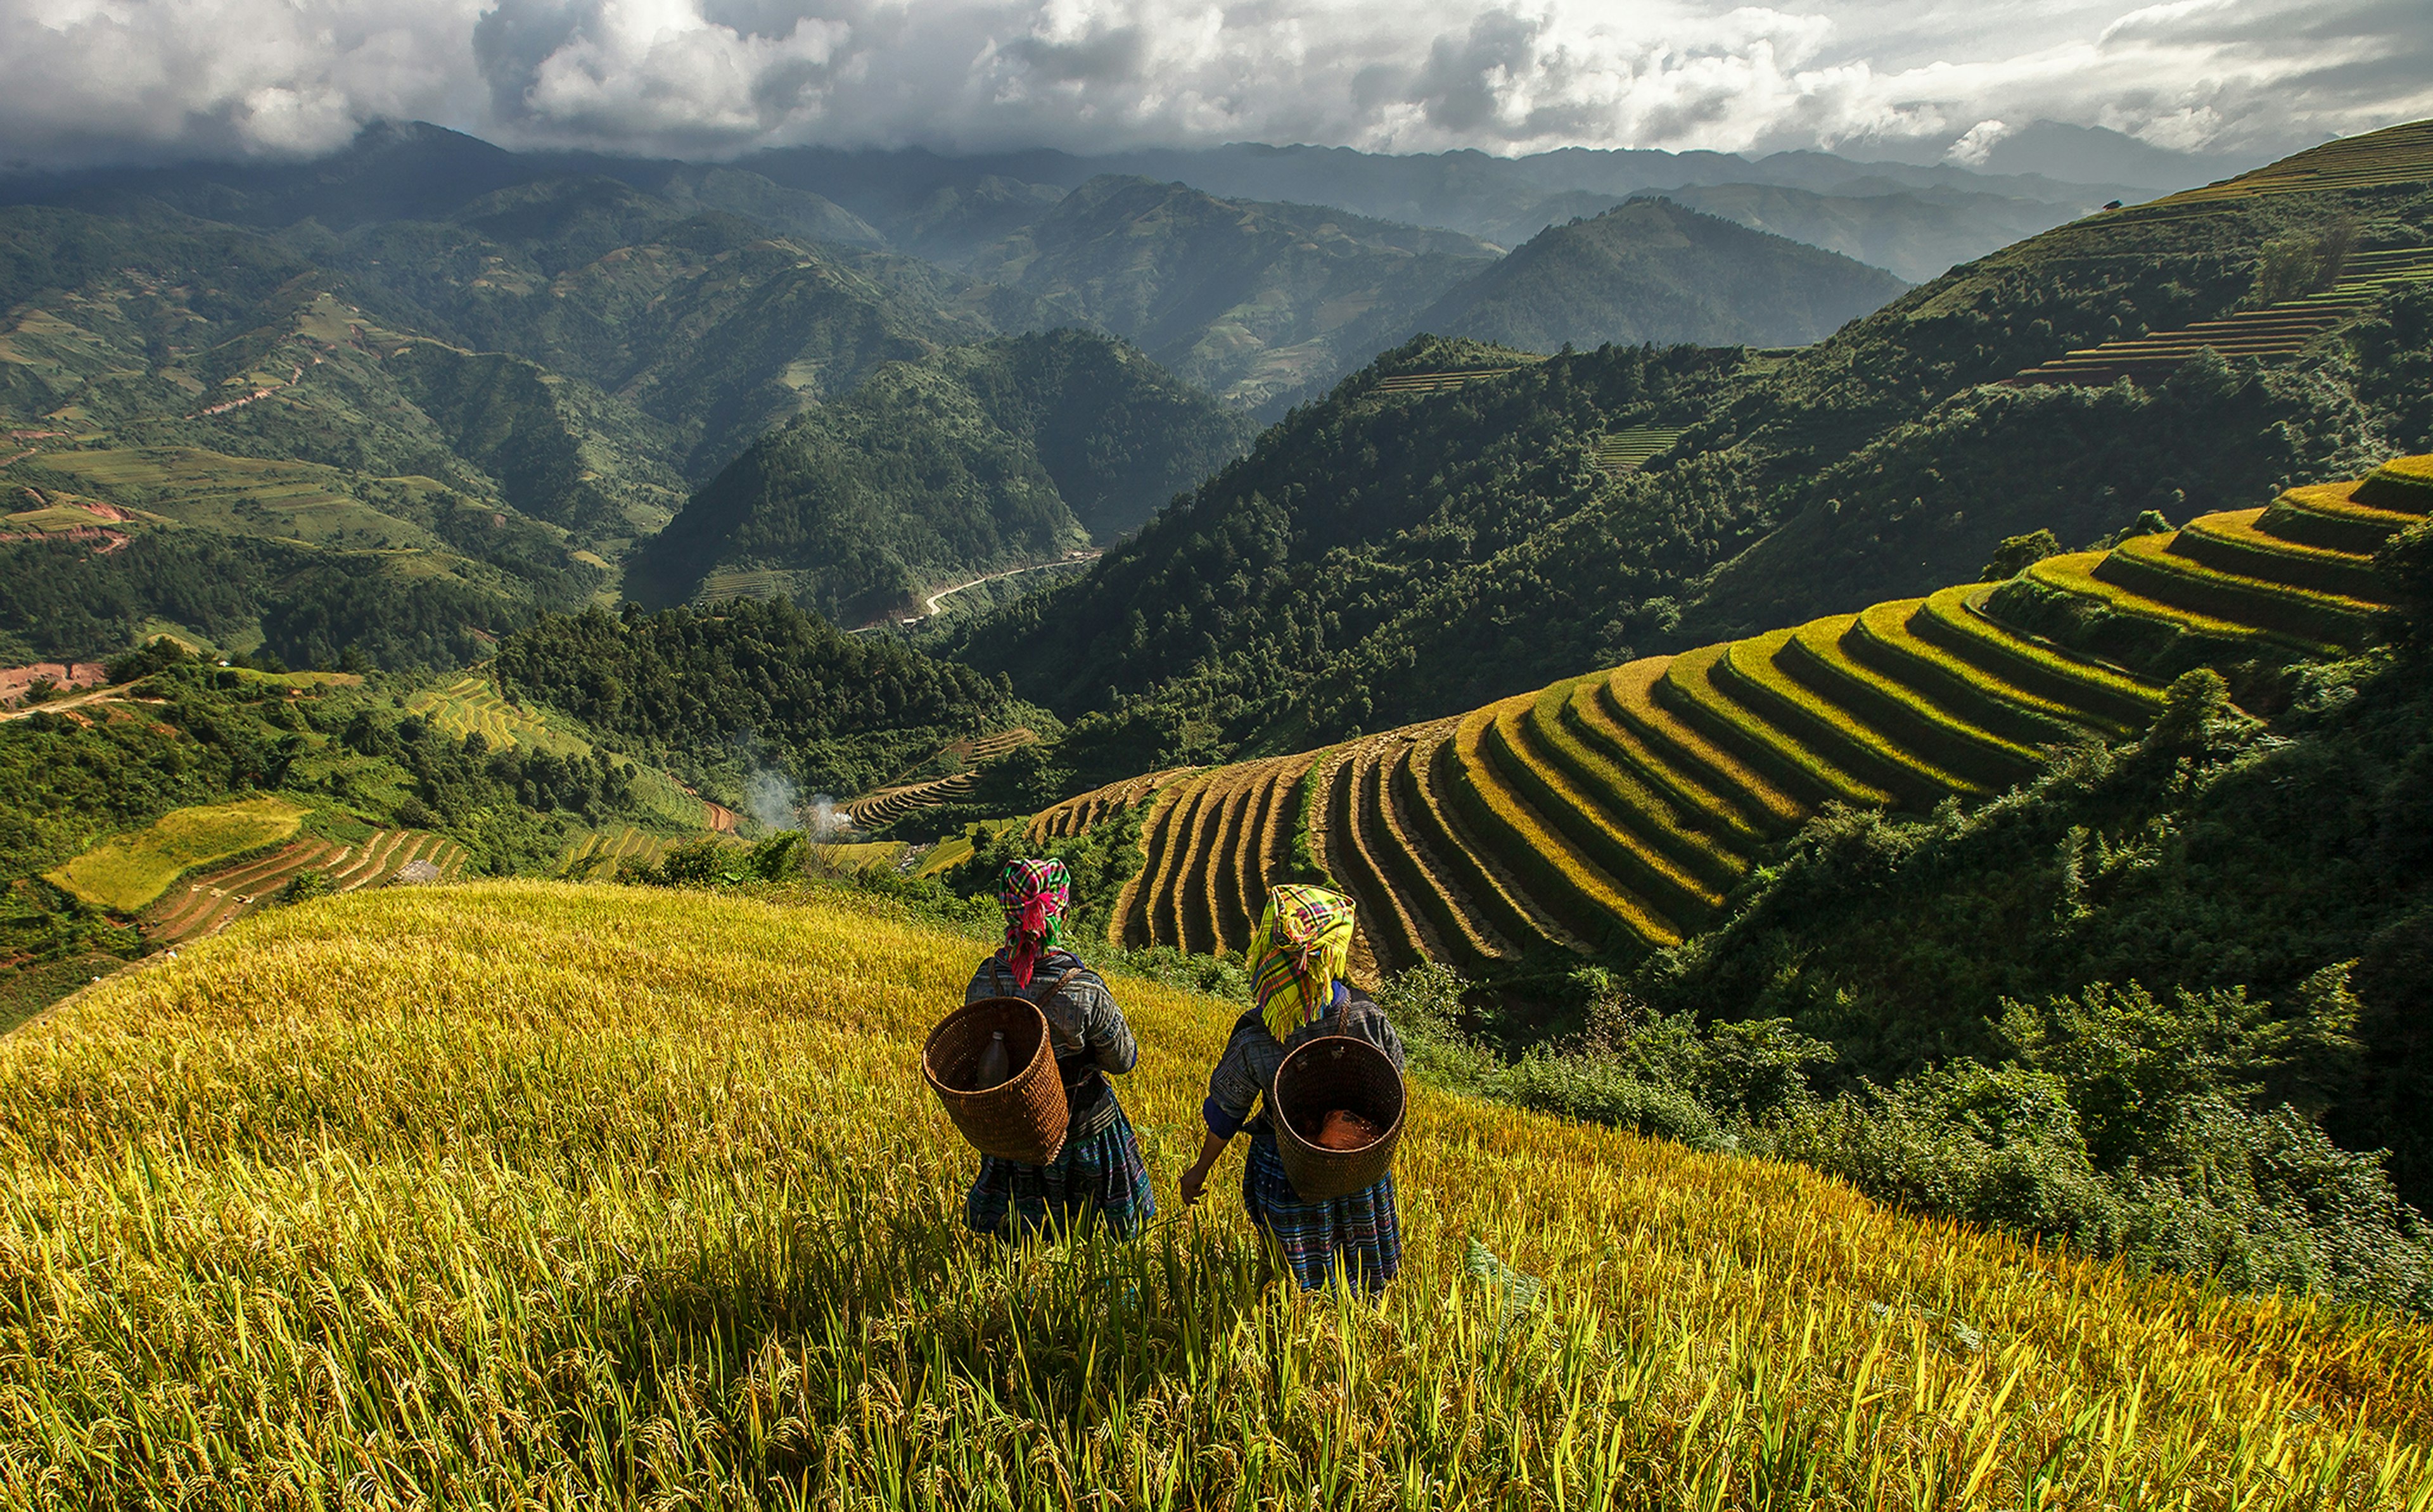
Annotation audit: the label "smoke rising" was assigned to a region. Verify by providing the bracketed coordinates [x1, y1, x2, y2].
[744, 769, 799, 835]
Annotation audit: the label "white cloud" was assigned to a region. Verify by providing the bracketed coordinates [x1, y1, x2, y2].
[1944, 118, 2010, 166]
[0, 0, 2426, 168]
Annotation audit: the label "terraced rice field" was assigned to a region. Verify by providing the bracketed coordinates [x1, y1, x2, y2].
[1370, 367, 1523, 397]
[47, 797, 309, 913]
[143, 829, 464, 945]
[1033, 455, 2425, 973]
[695, 568, 795, 602]
[1024, 767, 1197, 848]
[842, 729, 1039, 829]
[406, 675, 544, 748]
[556, 826, 677, 879]
[2012, 248, 2433, 386]
[1111, 753, 1317, 958]
[1595, 426, 1687, 471]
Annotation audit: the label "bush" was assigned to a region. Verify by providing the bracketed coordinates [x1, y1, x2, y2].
[272, 871, 335, 908]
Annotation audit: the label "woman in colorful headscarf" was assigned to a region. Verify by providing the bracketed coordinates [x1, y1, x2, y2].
[962, 858, 1155, 1240]
[1178, 884, 1406, 1292]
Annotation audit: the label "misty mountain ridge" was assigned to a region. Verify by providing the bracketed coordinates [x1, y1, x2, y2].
[1407, 198, 1909, 353]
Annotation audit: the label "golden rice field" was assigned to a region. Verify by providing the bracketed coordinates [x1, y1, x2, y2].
[4, 880, 2429, 1508]
[41, 796, 307, 913]
[1054, 457, 2427, 978]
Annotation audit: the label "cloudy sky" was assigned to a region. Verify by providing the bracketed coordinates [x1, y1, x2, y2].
[3, 0, 2427, 169]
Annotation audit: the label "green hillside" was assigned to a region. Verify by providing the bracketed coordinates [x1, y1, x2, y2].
[629, 329, 1255, 621]
[958, 120, 2433, 766]
[491, 597, 1018, 799]
[7, 880, 2427, 1502]
[1652, 181, 2083, 285]
[296, 179, 1058, 478]
[1406, 197, 1909, 352]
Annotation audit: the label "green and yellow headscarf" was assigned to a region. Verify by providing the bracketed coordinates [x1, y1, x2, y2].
[1251, 884, 1357, 1041]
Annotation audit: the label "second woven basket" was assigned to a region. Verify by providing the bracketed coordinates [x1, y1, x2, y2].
[1271, 1034, 1405, 1200]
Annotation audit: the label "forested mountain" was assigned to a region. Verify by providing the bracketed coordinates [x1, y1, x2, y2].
[955, 125, 2433, 774]
[629, 329, 1255, 621]
[956, 176, 1503, 411]
[284, 177, 1059, 478]
[1406, 199, 1908, 353]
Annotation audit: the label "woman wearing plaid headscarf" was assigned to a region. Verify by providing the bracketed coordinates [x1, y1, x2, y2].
[962, 858, 1155, 1240]
[1178, 884, 1406, 1291]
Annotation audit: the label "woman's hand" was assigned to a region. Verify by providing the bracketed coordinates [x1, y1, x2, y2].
[1179, 1159, 1213, 1207]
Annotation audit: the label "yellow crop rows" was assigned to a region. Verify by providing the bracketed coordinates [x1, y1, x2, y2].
[1029, 455, 2427, 972]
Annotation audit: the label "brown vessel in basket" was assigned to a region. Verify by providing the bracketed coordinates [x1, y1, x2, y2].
[1272, 1034, 1406, 1200]
[923, 996, 1070, 1165]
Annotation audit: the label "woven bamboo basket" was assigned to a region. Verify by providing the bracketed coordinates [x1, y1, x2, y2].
[923, 996, 1070, 1165]
[1272, 1034, 1406, 1200]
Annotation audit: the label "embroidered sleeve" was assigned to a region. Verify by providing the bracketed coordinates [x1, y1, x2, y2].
[1076, 972, 1138, 1074]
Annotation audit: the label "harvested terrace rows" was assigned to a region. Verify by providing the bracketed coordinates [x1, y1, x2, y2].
[1028, 455, 2428, 977]
[143, 830, 465, 946]
[2010, 248, 2433, 386]
[843, 729, 1040, 830]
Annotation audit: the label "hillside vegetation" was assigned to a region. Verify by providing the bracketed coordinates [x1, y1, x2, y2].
[959, 175, 1504, 412]
[4, 880, 2428, 1504]
[629, 329, 1254, 621]
[492, 598, 1018, 799]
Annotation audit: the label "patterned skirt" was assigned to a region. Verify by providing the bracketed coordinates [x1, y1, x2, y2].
[966, 1099, 1156, 1240]
[1242, 1131, 1401, 1292]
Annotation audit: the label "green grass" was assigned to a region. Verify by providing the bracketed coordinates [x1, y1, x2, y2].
[6, 881, 2431, 1505]
[1658, 642, 1891, 811]
[43, 796, 309, 913]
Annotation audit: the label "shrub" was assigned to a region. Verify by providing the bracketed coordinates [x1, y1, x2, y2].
[272, 871, 335, 907]
[1980, 528, 2064, 581]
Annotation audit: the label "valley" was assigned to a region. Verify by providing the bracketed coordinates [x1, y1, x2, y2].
[6, 110, 2433, 1459]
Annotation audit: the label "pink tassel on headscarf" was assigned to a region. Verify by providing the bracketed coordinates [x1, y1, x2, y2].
[998, 858, 1072, 989]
